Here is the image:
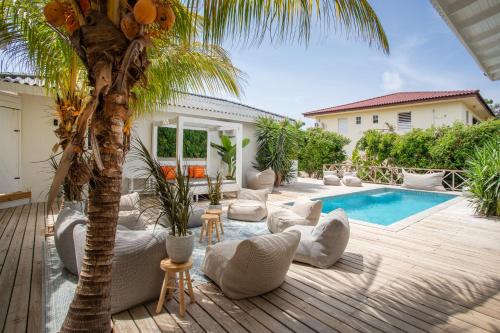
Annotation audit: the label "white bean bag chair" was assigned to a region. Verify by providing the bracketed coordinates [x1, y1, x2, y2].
[286, 209, 350, 268]
[202, 230, 300, 299]
[324, 175, 341, 186]
[54, 208, 88, 275]
[402, 170, 446, 191]
[73, 224, 167, 314]
[267, 198, 322, 233]
[119, 192, 140, 211]
[342, 172, 362, 187]
[246, 168, 275, 192]
[118, 210, 148, 230]
[227, 188, 268, 222]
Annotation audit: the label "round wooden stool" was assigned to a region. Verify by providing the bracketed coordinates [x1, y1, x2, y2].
[156, 258, 195, 316]
[200, 213, 221, 245]
[206, 208, 224, 234]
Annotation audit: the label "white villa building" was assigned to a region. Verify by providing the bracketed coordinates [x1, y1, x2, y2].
[303, 90, 495, 155]
[0, 74, 286, 205]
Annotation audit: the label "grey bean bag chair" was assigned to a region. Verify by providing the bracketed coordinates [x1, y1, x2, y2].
[73, 224, 167, 314]
[267, 199, 322, 233]
[323, 175, 341, 186]
[402, 170, 446, 191]
[342, 172, 362, 187]
[202, 230, 300, 299]
[119, 192, 140, 211]
[54, 208, 88, 275]
[246, 168, 275, 193]
[227, 188, 268, 222]
[286, 209, 350, 268]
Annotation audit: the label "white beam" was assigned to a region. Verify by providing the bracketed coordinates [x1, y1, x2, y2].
[235, 123, 243, 189]
[176, 116, 184, 170]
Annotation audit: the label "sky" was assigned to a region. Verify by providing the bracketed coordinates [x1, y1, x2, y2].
[216, 0, 500, 125]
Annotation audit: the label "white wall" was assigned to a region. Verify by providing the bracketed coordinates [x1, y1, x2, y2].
[314, 101, 489, 156]
[19, 94, 56, 202]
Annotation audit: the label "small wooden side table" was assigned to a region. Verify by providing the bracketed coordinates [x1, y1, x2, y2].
[200, 213, 221, 245]
[205, 208, 224, 234]
[156, 258, 195, 316]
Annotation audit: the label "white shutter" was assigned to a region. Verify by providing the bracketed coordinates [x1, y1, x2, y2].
[397, 112, 412, 132]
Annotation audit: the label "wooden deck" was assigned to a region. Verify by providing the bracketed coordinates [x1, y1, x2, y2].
[1, 186, 500, 332]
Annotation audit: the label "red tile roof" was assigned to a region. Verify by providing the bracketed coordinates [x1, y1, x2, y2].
[303, 90, 494, 116]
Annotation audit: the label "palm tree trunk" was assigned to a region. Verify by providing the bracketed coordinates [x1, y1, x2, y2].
[61, 93, 128, 333]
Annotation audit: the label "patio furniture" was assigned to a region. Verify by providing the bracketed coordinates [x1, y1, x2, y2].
[285, 208, 350, 268]
[201, 230, 301, 299]
[118, 210, 147, 230]
[119, 192, 140, 211]
[402, 169, 446, 191]
[227, 188, 268, 222]
[323, 175, 341, 186]
[246, 167, 275, 193]
[156, 258, 195, 316]
[73, 224, 167, 314]
[267, 198, 322, 233]
[54, 208, 88, 275]
[200, 213, 222, 245]
[206, 208, 224, 234]
[342, 172, 362, 187]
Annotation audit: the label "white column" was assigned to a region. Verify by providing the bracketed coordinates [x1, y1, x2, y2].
[235, 124, 243, 189]
[176, 116, 184, 172]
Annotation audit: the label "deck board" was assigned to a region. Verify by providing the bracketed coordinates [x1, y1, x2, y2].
[1, 185, 500, 333]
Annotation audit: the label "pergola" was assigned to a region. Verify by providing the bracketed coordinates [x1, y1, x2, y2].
[151, 115, 243, 196]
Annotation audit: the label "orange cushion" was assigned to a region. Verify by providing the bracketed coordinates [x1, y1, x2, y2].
[187, 166, 196, 178]
[192, 165, 205, 178]
[161, 166, 176, 180]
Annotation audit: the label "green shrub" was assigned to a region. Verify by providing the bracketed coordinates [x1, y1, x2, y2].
[354, 120, 500, 170]
[298, 127, 349, 177]
[465, 139, 500, 217]
[254, 117, 301, 185]
[355, 129, 397, 164]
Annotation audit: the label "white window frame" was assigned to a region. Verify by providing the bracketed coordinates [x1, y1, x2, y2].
[373, 115, 379, 124]
[355, 116, 361, 125]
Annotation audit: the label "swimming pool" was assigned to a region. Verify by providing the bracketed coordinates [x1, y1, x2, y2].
[316, 188, 456, 226]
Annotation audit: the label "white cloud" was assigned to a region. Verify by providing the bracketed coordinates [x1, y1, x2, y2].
[382, 72, 404, 91]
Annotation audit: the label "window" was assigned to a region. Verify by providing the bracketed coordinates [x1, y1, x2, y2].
[473, 117, 479, 125]
[355, 116, 361, 125]
[373, 115, 379, 124]
[397, 112, 412, 132]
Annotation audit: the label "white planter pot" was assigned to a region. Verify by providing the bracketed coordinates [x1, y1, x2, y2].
[208, 204, 222, 210]
[166, 232, 194, 263]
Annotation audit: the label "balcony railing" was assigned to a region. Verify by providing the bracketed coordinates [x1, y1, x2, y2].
[323, 163, 467, 191]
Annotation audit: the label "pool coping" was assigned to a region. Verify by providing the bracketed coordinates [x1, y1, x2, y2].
[274, 186, 464, 232]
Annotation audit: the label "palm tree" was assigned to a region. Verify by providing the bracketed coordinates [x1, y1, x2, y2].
[2, 1, 389, 332]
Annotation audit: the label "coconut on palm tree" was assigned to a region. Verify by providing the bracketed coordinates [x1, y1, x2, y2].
[2, 1, 388, 332]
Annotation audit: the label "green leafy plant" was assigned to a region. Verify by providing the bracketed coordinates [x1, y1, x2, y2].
[157, 128, 208, 158]
[210, 134, 250, 179]
[465, 140, 500, 217]
[207, 171, 223, 205]
[133, 139, 192, 236]
[298, 127, 349, 178]
[254, 117, 301, 185]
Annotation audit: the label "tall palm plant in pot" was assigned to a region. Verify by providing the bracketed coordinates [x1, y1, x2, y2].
[207, 171, 223, 210]
[133, 139, 194, 263]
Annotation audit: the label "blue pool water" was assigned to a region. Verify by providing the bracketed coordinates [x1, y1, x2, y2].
[316, 188, 455, 226]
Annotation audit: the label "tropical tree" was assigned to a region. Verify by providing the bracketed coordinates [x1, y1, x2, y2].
[210, 134, 250, 179]
[2, 1, 389, 332]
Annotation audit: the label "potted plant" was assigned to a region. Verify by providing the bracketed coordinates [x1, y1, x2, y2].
[133, 139, 194, 263]
[207, 171, 223, 210]
[210, 134, 250, 179]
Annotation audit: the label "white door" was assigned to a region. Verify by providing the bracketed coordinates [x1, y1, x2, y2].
[0, 103, 21, 193]
[338, 118, 348, 135]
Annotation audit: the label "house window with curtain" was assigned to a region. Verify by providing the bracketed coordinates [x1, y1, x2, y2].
[397, 112, 412, 132]
[373, 115, 379, 124]
[355, 116, 361, 125]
